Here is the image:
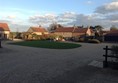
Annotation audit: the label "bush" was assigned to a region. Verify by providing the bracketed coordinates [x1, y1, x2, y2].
[49, 34, 58, 40]
[111, 45, 118, 55]
[96, 36, 104, 42]
[40, 35, 49, 40]
[88, 39, 100, 43]
[73, 36, 80, 42]
[78, 37, 85, 42]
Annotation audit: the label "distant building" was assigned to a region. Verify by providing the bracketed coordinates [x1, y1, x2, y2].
[54, 27, 94, 38]
[101, 30, 110, 36]
[27, 26, 48, 35]
[104, 30, 118, 42]
[0, 23, 10, 39]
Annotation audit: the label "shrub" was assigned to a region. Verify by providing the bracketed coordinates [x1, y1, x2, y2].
[78, 37, 85, 42]
[96, 36, 104, 42]
[88, 39, 100, 43]
[49, 34, 58, 40]
[40, 35, 49, 40]
[73, 36, 80, 42]
[111, 45, 118, 62]
[111, 45, 118, 55]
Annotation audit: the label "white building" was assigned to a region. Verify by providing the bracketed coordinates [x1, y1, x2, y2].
[0, 23, 10, 39]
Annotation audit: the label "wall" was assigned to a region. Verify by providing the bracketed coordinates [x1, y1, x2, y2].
[55, 32, 72, 37]
[86, 28, 92, 36]
[0, 31, 10, 39]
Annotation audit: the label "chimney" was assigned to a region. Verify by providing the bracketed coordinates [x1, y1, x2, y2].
[39, 25, 41, 27]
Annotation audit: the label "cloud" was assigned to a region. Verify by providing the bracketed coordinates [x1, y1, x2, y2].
[95, 1, 118, 14]
[29, 14, 55, 25]
[29, 11, 118, 29]
[0, 20, 11, 24]
[56, 12, 77, 24]
[1, 11, 118, 32]
[29, 12, 77, 26]
[9, 24, 30, 32]
[86, 1, 93, 4]
[104, 13, 118, 27]
[68, 14, 104, 26]
[0, 19, 30, 32]
[1, 6, 118, 32]
[68, 13, 118, 28]
[6, 15, 16, 19]
[105, 13, 118, 21]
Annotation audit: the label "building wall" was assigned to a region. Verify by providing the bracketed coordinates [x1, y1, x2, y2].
[86, 28, 92, 36]
[72, 33, 85, 37]
[43, 32, 49, 35]
[33, 32, 48, 35]
[63, 32, 72, 37]
[55, 32, 72, 37]
[33, 32, 42, 35]
[54, 28, 93, 38]
[0, 31, 10, 39]
[27, 28, 48, 35]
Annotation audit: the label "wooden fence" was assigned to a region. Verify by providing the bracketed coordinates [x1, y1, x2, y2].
[103, 46, 118, 68]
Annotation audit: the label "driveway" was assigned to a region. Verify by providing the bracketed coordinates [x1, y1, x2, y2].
[0, 41, 118, 83]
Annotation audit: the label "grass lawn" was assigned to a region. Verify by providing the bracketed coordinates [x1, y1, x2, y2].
[9, 40, 81, 49]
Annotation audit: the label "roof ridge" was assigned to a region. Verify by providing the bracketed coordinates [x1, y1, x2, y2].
[72, 27, 76, 32]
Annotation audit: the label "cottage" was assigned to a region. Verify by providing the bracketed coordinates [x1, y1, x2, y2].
[73, 27, 94, 37]
[27, 26, 48, 35]
[54, 27, 94, 38]
[0, 23, 10, 39]
[54, 27, 73, 37]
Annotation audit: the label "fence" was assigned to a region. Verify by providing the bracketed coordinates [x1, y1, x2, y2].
[103, 46, 118, 68]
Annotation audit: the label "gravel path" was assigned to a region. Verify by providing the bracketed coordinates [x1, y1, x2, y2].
[0, 41, 118, 83]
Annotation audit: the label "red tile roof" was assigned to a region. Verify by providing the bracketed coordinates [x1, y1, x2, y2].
[0, 23, 10, 31]
[101, 31, 109, 33]
[74, 28, 88, 33]
[55, 27, 74, 32]
[110, 30, 118, 33]
[105, 30, 118, 36]
[55, 27, 90, 33]
[30, 27, 47, 32]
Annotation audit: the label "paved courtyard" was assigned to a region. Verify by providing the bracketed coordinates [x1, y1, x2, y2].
[0, 41, 118, 83]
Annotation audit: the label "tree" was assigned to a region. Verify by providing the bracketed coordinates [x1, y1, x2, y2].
[110, 25, 118, 31]
[48, 22, 63, 32]
[32, 33, 39, 40]
[94, 25, 103, 36]
[15, 32, 22, 39]
[9, 32, 18, 40]
[89, 25, 103, 37]
[94, 25, 103, 31]
[89, 25, 104, 41]
[90, 26, 95, 30]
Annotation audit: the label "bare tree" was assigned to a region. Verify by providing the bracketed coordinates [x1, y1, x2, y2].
[48, 22, 63, 32]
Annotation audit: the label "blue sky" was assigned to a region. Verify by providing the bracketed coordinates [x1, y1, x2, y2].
[0, 0, 110, 14]
[0, 0, 118, 31]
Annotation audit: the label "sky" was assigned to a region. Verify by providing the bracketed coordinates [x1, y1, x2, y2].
[0, 0, 118, 31]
